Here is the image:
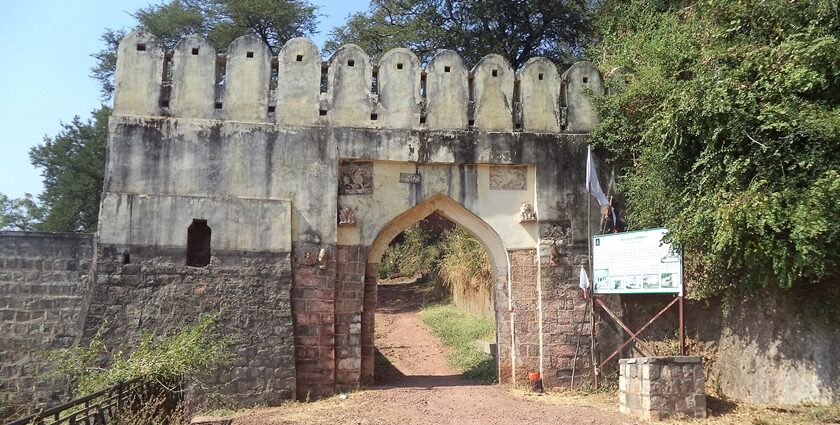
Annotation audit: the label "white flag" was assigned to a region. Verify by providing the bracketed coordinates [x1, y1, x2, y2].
[586, 146, 609, 207]
[579, 266, 591, 299]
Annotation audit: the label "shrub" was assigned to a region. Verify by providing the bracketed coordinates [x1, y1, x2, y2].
[379, 223, 444, 279]
[591, 0, 840, 298]
[438, 227, 493, 292]
[51, 313, 233, 396]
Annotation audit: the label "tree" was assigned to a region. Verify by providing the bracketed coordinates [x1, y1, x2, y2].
[325, 0, 592, 68]
[92, 0, 319, 99]
[590, 1, 840, 297]
[29, 107, 111, 233]
[0, 193, 42, 231]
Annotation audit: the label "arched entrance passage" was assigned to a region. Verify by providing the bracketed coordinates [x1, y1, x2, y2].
[360, 194, 511, 384]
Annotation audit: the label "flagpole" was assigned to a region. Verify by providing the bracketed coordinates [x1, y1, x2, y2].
[587, 147, 598, 389]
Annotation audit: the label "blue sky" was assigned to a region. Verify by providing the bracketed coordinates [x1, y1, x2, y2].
[0, 0, 368, 199]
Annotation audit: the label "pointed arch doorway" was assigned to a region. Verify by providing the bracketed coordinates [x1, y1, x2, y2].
[359, 194, 511, 385]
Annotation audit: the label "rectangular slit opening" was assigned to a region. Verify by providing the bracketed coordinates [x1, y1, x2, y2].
[215, 102, 223, 109]
[348, 59, 355, 67]
[270, 65, 279, 90]
[136, 43, 146, 51]
[319, 110, 327, 116]
[268, 105, 276, 113]
[246, 51, 254, 58]
[397, 63, 403, 70]
[538, 73, 544, 81]
[582, 77, 589, 84]
[370, 113, 378, 121]
[192, 47, 200, 55]
[468, 119, 475, 127]
[492, 69, 498, 77]
[444, 66, 451, 73]
[296, 54, 303, 62]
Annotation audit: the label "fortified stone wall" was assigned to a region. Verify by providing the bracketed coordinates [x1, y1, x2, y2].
[113, 32, 602, 133]
[0, 232, 92, 418]
[609, 291, 840, 405]
[89, 193, 297, 407]
[85, 244, 296, 408]
[102, 30, 611, 403]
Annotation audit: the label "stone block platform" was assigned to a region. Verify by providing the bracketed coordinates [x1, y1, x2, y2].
[619, 356, 707, 421]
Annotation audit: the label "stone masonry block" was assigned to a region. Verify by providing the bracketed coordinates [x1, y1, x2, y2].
[619, 356, 706, 421]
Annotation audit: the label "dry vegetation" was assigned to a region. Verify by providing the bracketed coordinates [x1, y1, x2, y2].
[520, 388, 840, 425]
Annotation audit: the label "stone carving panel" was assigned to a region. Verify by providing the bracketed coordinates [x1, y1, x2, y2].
[518, 202, 537, 223]
[339, 162, 373, 195]
[490, 165, 527, 190]
[338, 206, 356, 226]
[541, 220, 573, 268]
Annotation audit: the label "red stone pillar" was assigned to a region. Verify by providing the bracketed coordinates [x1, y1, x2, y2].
[334, 245, 367, 392]
[292, 244, 337, 400]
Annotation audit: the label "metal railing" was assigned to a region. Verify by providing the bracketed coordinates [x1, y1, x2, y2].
[4, 377, 169, 425]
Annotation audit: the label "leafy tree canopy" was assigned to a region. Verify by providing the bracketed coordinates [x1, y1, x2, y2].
[27, 107, 111, 233]
[0, 193, 42, 231]
[590, 0, 840, 297]
[93, 0, 319, 99]
[326, 0, 592, 68]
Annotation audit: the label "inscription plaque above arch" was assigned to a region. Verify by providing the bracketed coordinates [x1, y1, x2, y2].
[489, 165, 527, 190]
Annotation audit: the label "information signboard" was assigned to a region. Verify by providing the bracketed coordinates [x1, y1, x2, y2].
[592, 228, 683, 295]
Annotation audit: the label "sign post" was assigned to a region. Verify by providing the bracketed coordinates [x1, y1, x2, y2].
[591, 228, 685, 371]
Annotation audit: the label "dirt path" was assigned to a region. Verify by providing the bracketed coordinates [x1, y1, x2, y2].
[373, 279, 461, 386]
[226, 280, 636, 425]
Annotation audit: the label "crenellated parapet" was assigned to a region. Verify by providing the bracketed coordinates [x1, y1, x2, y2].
[113, 31, 606, 133]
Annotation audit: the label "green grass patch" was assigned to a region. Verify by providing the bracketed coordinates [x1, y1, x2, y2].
[419, 303, 497, 383]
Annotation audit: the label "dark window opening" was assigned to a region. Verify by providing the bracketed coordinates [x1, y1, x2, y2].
[296, 54, 303, 62]
[397, 63, 403, 70]
[136, 43, 146, 51]
[268, 105, 276, 113]
[468, 119, 475, 127]
[159, 100, 170, 108]
[538, 73, 544, 81]
[444, 66, 451, 73]
[347, 59, 355, 67]
[215, 102, 223, 109]
[319, 109, 327, 116]
[191, 47, 200, 55]
[370, 113, 378, 121]
[246, 51, 254, 58]
[419, 116, 426, 125]
[121, 252, 131, 265]
[492, 69, 498, 77]
[187, 219, 211, 267]
[582, 76, 589, 84]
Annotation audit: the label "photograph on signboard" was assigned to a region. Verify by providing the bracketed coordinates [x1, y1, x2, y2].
[592, 228, 683, 295]
[594, 269, 609, 290]
[642, 274, 660, 289]
[661, 273, 676, 288]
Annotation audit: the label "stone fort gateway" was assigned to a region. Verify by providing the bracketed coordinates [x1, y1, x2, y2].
[2, 31, 613, 410]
